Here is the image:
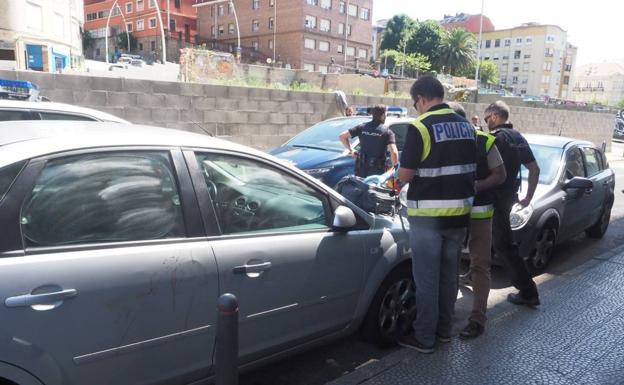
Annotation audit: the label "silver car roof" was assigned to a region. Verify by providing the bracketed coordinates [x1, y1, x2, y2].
[0, 100, 129, 123]
[0, 121, 267, 168]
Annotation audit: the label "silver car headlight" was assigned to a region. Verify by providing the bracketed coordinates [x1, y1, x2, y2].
[399, 183, 409, 207]
[304, 167, 333, 176]
[510, 203, 533, 229]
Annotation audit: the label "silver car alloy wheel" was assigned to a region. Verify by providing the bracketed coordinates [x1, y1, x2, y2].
[531, 225, 557, 270]
[378, 278, 416, 339]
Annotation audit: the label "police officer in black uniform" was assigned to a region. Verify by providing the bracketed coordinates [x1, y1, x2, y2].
[339, 105, 399, 178]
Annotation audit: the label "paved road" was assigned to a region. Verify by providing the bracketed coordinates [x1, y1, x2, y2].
[240, 144, 624, 385]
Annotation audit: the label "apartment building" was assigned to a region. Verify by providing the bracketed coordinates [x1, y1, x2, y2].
[571, 63, 624, 106]
[478, 23, 577, 98]
[83, 0, 199, 62]
[195, 0, 373, 72]
[439, 13, 494, 34]
[0, 0, 84, 72]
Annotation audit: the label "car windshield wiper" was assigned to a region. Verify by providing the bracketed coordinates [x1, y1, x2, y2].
[292, 144, 331, 151]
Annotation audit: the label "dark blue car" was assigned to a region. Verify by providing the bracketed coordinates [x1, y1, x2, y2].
[271, 115, 414, 188]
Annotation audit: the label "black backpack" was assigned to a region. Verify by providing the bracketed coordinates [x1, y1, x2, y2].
[335, 175, 396, 216]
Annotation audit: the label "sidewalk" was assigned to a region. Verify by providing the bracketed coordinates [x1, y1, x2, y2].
[327, 244, 624, 385]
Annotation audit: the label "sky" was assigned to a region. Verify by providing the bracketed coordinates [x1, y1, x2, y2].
[374, 0, 622, 67]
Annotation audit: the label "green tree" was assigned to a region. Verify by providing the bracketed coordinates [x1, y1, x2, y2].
[380, 15, 417, 52]
[406, 20, 445, 69]
[116, 31, 138, 52]
[435, 28, 476, 75]
[478, 60, 500, 85]
[381, 49, 431, 77]
[617, 99, 624, 109]
[81, 29, 95, 53]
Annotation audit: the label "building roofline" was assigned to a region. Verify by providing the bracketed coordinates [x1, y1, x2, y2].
[482, 23, 567, 34]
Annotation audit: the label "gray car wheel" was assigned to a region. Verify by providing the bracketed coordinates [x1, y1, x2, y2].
[360, 267, 416, 346]
[586, 198, 613, 239]
[527, 223, 557, 273]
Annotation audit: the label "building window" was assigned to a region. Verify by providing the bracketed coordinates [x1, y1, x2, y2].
[563, 76, 570, 85]
[338, 23, 344, 35]
[269, 17, 274, 30]
[514, 50, 521, 59]
[169, 18, 176, 32]
[513, 64, 519, 72]
[252, 20, 259, 32]
[127, 22, 133, 32]
[111, 7, 121, 16]
[270, 0, 275, 6]
[228, 23, 235, 34]
[96, 47, 101, 56]
[565, 64, 572, 71]
[525, 37, 533, 44]
[347, 3, 357, 16]
[304, 38, 316, 49]
[305, 15, 317, 28]
[219, 25, 224, 35]
[318, 65, 328, 73]
[360, 8, 370, 20]
[126, 2, 133, 12]
[136, 0, 144, 12]
[320, 0, 331, 9]
[485, 40, 491, 48]
[149, 0, 156, 7]
[252, 41, 259, 51]
[27, 2, 43, 31]
[546, 35, 556, 42]
[268, 39, 273, 49]
[358, 48, 367, 59]
[493, 53, 499, 60]
[504, 39, 511, 47]
[346, 46, 355, 56]
[136, 19, 145, 31]
[151, 40, 155, 51]
[523, 62, 530, 71]
[524, 54, 531, 59]
[54, 12, 64, 38]
[174, 0, 180, 8]
[543, 61, 552, 71]
[211, 25, 215, 36]
[320, 19, 330, 32]
[339, 1, 345, 13]
[544, 48, 554, 57]
[306, 0, 318, 5]
[319, 41, 329, 52]
[304, 63, 315, 71]
[494, 39, 500, 48]
[138, 42, 143, 51]
[502, 55, 509, 60]
[218, 4, 224, 16]
[253, 0, 259, 10]
[516, 37, 522, 44]
[347, 24, 351, 36]
[149, 17, 157, 29]
[512, 76, 518, 84]
[337, 44, 343, 53]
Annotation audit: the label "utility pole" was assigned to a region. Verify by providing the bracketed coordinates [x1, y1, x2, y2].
[343, 0, 349, 68]
[273, 0, 277, 63]
[474, 0, 485, 101]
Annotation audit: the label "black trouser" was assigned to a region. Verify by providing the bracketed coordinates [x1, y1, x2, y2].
[492, 191, 539, 299]
[355, 156, 385, 178]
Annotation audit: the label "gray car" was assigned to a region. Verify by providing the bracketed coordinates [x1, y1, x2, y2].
[510, 134, 615, 272]
[0, 121, 412, 385]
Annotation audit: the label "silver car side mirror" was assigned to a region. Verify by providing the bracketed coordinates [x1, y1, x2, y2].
[333, 205, 356, 230]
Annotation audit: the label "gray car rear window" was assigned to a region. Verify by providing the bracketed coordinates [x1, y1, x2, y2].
[0, 161, 26, 203]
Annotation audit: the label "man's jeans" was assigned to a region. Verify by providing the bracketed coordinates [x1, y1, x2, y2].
[408, 219, 466, 346]
[468, 218, 492, 326]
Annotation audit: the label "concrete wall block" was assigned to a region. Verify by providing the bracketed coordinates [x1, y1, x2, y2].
[288, 114, 306, 125]
[107, 92, 138, 108]
[228, 86, 250, 99]
[203, 110, 222, 123]
[280, 101, 299, 113]
[203, 84, 229, 98]
[279, 125, 301, 136]
[151, 108, 180, 123]
[14, 71, 55, 90]
[123, 107, 152, 124]
[215, 123, 240, 136]
[165, 94, 192, 109]
[238, 125, 260, 136]
[137, 93, 167, 108]
[227, 135, 252, 148]
[249, 113, 270, 124]
[222, 111, 249, 124]
[270, 113, 288, 124]
[75, 91, 107, 107]
[288, 91, 309, 101]
[54, 74, 90, 90]
[270, 89, 290, 101]
[152, 80, 181, 95]
[180, 82, 206, 96]
[297, 102, 315, 114]
[306, 92, 325, 103]
[123, 78, 154, 93]
[259, 100, 280, 111]
[249, 87, 271, 100]
[216, 98, 239, 110]
[241, 100, 260, 111]
[41, 89, 74, 104]
[179, 109, 204, 124]
[90, 76, 123, 91]
[352, 95, 368, 105]
[193, 97, 217, 110]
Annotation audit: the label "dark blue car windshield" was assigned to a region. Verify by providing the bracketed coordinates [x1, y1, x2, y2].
[522, 144, 563, 184]
[287, 117, 370, 152]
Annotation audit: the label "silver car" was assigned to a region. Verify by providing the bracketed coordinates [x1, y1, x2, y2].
[0, 122, 412, 385]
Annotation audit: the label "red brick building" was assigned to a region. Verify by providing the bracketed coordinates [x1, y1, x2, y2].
[83, 0, 199, 62]
[439, 13, 494, 34]
[194, 0, 373, 72]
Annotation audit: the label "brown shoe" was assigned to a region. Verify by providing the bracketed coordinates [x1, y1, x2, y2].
[459, 321, 484, 339]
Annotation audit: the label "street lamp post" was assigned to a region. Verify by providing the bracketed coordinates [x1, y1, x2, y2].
[273, 0, 277, 63]
[474, 0, 485, 100]
[344, 0, 349, 68]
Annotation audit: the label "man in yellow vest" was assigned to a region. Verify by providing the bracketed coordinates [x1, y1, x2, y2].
[397, 76, 477, 353]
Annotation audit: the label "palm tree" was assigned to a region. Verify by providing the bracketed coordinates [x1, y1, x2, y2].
[436, 28, 476, 76]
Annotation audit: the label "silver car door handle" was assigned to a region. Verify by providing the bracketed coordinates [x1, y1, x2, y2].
[232, 262, 272, 275]
[5, 289, 78, 308]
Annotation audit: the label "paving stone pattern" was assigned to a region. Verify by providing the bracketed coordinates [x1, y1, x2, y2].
[327, 245, 624, 385]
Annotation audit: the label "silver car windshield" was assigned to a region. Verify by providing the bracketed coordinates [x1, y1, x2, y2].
[287, 117, 370, 152]
[522, 144, 563, 184]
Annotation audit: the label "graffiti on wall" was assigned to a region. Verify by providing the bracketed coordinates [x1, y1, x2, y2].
[178, 48, 240, 83]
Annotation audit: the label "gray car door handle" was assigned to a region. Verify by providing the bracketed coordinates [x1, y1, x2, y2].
[5, 289, 78, 308]
[232, 262, 272, 275]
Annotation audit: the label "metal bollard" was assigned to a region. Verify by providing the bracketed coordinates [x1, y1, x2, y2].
[216, 293, 239, 385]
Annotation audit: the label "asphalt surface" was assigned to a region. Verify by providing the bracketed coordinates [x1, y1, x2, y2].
[239, 143, 624, 385]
